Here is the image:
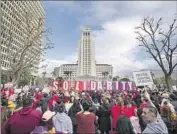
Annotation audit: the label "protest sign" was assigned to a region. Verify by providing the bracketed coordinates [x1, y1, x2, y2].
[172, 85, 177, 91]
[4, 83, 13, 88]
[133, 70, 154, 87]
[14, 88, 23, 94]
[52, 80, 133, 91]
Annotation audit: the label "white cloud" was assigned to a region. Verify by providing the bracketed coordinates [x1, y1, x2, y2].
[39, 52, 78, 74]
[38, 59, 68, 74]
[93, 17, 143, 73]
[44, 1, 177, 78]
[90, 1, 176, 76]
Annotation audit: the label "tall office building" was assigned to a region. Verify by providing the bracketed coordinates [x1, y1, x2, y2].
[78, 27, 96, 76]
[1, 1, 45, 74]
[56, 27, 113, 80]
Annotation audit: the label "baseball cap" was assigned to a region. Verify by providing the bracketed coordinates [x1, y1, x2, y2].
[42, 111, 55, 121]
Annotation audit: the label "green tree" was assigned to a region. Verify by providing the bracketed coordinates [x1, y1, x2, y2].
[112, 76, 120, 81]
[18, 72, 32, 87]
[120, 78, 130, 81]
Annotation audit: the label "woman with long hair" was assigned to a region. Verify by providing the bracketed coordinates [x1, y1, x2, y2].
[97, 97, 111, 134]
[116, 115, 135, 134]
[68, 99, 82, 134]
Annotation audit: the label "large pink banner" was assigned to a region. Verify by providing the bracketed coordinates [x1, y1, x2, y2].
[52, 80, 134, 91]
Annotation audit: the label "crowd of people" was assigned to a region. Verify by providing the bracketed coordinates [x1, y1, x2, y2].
[1, 86, 177, 134]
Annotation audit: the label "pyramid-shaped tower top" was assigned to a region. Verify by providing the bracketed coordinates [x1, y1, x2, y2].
[83, 26, 91, 31]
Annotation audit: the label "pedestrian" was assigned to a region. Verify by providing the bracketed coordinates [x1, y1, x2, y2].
[76, 101, 97, 134]
[5, 98, 42, 134]
[53, 101, 73, 134]
[141, 90, 168, 134]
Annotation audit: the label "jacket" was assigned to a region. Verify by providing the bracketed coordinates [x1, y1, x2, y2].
[53, 112, 73, 134]
[142, 113, 168, 134]
[97, 104, 111, 131]
[5, 107, 42, 134]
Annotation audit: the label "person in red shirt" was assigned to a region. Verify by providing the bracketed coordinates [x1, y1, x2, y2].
[76, 101, 97, 134]
[48, 95, 59, 111]
[140, 98, 148, 109]
[124, 99, 137, 118]
[111, 97, 124, 130]
[5, 98, 42, 134]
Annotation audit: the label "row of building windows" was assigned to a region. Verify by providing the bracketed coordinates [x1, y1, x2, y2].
[60, 74, 77, 76]
[1, 53, 9, 61]
[1, 1, 44, 72]
[61, 66, 77, 68]
[1, 25, 24, 45]
[96, 68, 112, 71]
[83, 32, 90, 36]
[1, 60, 9, 68]
[83, 41, 91, 44]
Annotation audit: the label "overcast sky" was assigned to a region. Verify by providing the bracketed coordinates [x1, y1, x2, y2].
[42, 1, 177, 79]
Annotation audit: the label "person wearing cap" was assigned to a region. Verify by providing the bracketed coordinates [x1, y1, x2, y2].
[7, 95, 16, 115]
[31, 110, 61, 134]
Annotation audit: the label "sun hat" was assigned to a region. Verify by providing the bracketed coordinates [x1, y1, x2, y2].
[42, 111, 55, 121]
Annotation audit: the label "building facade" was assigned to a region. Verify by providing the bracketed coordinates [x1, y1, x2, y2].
[1, 1, 45, 74]
[96, 64, 113, 78]
[77, 27, 96, 76]
[59, 64, 77, 79]
[56, 27, 113, 80]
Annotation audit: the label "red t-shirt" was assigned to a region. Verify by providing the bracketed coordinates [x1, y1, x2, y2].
[76, 112, 96, 134]
[140, 102, 148, 109]
[111, 105, 123, 129]
[124, 105, 137, 118]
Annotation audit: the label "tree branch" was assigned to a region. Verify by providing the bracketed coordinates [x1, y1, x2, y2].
[2, 9, 53, 86]
[135, 17, 177, 78]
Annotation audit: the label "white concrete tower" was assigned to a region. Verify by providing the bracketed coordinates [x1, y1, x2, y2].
[77, 27, 96, 76]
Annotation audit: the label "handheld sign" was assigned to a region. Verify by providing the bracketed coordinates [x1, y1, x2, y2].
[133, 70, 154, 87]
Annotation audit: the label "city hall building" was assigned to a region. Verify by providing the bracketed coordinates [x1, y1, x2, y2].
[54, 27, 113, 80]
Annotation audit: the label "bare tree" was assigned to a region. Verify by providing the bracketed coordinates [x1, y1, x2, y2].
[135, 17, 177, 90]
[1, 8, 53, 86]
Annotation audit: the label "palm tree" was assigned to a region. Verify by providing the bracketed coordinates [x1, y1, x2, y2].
[102, 71, 109, 77]
[113, 76, 120, 81]
[120, 78, 130, 81]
